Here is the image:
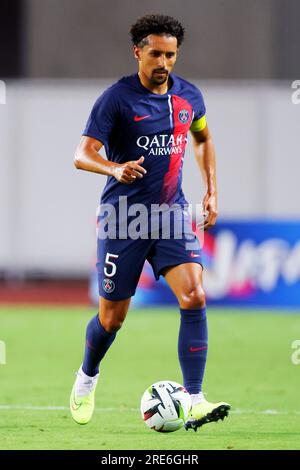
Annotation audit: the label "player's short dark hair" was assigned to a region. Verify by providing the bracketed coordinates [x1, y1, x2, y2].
[129, 14, 185, 48]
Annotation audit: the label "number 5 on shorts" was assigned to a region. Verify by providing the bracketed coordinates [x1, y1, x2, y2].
[104, 253, 119, 277]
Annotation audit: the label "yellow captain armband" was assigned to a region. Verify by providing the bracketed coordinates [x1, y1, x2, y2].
[190, 114, 207, 132]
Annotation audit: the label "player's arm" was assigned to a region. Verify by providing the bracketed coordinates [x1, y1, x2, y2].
[74, 136, 146, 184]
[190, 122, 217, 230]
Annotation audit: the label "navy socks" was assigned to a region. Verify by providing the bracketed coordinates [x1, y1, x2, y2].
[178, 307, 208, 394]
[82, 313, 116, 377]
[82, 308, 207, 389]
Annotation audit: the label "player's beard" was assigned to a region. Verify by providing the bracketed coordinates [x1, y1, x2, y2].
[150, 69, 169, 85]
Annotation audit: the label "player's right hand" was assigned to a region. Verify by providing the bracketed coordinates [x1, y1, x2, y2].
[112, 156, 147, 184]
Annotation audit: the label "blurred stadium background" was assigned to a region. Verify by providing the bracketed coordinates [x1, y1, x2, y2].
[0, 0, 300, 450]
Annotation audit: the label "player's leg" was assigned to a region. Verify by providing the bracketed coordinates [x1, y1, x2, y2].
[70, 297, 130, 425]
[82, 296, 131, 377]
[163, 262, 208, 397]
[70, 236, 148, 424]
[163, 262, 230, 431]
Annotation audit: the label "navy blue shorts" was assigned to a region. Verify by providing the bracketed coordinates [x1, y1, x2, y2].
[97, 233, 203, 301]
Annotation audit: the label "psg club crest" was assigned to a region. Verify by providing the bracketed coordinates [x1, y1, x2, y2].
[178, 109, 190, 124]
[102, 278, 115, 293]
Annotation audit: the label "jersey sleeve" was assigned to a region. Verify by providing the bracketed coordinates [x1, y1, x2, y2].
[82, 88, 119, 147]
[190, 87, 207, 132]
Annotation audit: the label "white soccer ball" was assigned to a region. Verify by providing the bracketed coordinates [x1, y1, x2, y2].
[140, 380, 191, 432]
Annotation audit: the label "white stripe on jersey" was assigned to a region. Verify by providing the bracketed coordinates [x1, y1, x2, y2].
[168, 94, 173, 129]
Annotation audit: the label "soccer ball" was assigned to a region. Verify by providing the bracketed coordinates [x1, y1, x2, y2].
[140, 380, 191, 432]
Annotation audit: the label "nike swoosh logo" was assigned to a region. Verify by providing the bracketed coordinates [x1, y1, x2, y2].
[71, 402, 81, 411]
[189, 346, 207, 352]
[134, 115, 151, 121]
[190, 252, 200, 258]
[71, 392, 82, 410]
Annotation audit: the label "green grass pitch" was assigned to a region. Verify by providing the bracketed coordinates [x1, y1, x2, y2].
[0, 305, 299, 450]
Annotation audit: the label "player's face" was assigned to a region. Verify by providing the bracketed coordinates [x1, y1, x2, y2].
[134, 34, 178, 86]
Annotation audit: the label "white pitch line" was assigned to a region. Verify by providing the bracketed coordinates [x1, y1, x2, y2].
[0, 405, 300, 415]
[233, 408, 300, 415]
[0, 405, 69, 411]
[0, 405, 136, 412]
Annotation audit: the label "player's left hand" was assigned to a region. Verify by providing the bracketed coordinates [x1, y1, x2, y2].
[200, 192, 218, 231]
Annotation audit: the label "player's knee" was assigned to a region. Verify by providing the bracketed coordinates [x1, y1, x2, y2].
[102, 317, 124, 333]
[180, 287, 206, 309]
[100, 312, 125, 333]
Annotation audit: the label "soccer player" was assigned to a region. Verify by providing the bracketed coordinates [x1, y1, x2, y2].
[70, 14, 230, 431]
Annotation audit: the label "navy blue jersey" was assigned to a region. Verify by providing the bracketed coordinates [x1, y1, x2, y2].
[83, 73, 206, 208]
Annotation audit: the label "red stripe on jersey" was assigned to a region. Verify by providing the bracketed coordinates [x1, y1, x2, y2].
[160, 95, 192, 204]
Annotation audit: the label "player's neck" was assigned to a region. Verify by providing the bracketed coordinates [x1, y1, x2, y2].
[138, 71, 170, 95]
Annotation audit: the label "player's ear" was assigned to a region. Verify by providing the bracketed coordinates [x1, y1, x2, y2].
[133, 46, 141, 61]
